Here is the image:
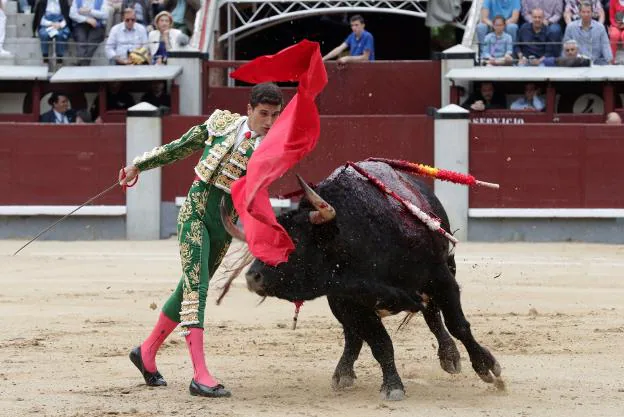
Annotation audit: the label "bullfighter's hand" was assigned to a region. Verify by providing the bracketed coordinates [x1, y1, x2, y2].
[119, 165, 139, 186]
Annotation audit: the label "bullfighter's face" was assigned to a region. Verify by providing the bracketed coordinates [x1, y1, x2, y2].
[247, 103, 281, 137]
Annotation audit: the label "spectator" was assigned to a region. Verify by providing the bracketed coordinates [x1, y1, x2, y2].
[510, 83, 545, 110]
[70, 0, 110, 66]
[164, 0, 199, 36]
[105, 8, 148, 65]
[477, 0, 520, 46]
[544, 39, 592, 65]
[140, 80, 170, 108]
[76, 109, 92, 123]
[605, 111, 622, 123]
[564, 0, 605, 24]
[517, 8, 560, 65]
[18, 0, 35, 13]
[322, 15, 375, 63]
[481, 15, 514, 65]
[107, 0, 123, 28]
[123, 0, 150, 26]
[148, 10, 188, 64]
[563, 2, 612, 64]
[90, 81, 136, 121]
[40, 92, 77, 123]
[608, 0, 624, 59]
[0, 0, 13, 57]
[521, 0, 563, 56]
[461, 82, 507, 111]
[33, 0, 72, 64]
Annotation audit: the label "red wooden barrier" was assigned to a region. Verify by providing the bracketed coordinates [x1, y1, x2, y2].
[0, 123, 126, 205]
[469, 123, 624, 208]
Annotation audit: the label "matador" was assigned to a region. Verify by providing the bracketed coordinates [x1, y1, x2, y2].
[119, 82, 283, 398]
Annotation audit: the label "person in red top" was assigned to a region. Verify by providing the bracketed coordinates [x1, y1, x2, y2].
[608, 0, 624, 60]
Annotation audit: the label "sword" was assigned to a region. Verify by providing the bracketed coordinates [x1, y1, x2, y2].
[12, 180, 121, 256]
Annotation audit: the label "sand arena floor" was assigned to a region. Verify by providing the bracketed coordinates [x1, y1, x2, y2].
[0, 240, 623, 417]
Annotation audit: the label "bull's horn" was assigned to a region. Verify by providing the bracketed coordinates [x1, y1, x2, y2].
[219, 197, 246, 241]
[296, 174, 336, 224]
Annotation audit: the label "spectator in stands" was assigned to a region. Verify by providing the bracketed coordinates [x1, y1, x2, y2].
[510, 83, 545, 110]
[564, 0, 605, 24]
[522, 0, 563, 40]
[149, 10, 188, 64]
[107, 0, 123, 28]
[543, 39, 592, 65]
[477, 0, 521, 47]
[481, 15, 514, 65]
[40, 92, 77, 123]
[605, 111, 622, 123]
[123, 0, 151, 26]
[106, 8, 148, 65]
[521, 1, 563, 56]
[563, 2, 612, 64]
[608, 0, 624, 60]
[90, 81, 136, 121]
[33, 0, 72, 64]
[323, 15, 375, 62]
[140, 80, 170, 108]
[164, 0, 199, 36]
[75, 109, 93, 123]
[18, 0, 35, 14]
[516, 8, 560, 65]
[70, 0, 110, 66]
[461, 82, 507, 111]
[0, 0, 12, 56]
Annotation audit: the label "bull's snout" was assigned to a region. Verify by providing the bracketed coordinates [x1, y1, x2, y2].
[245, 270, 265, 294]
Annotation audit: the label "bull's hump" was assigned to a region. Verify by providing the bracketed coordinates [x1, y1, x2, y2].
[338, 161, 432, 213]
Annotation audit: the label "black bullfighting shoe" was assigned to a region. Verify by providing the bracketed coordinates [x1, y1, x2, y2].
[189, 380, 232, 398]
[129, 346, 167, 387]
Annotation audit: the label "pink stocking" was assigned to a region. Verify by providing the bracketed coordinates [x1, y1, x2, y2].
[185, 327, 219, 387]
[140, 312, 178, 372]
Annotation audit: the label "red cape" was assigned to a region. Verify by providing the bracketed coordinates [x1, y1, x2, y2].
[230, 40, 328, 266]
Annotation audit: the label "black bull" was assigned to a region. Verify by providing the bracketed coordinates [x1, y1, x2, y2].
[222, 161, 502, 400]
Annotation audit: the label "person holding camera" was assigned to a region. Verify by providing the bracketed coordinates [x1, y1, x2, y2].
[608, 0, 624, 60]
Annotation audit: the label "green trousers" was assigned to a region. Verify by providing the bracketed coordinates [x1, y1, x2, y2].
[161, 179, 234, 334]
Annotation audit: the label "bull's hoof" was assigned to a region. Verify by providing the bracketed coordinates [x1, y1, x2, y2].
[380, 388, 405, 401]
[471, 347, 502, 384]
[332, 370, 357, 390]
[438, 340, 461, 374]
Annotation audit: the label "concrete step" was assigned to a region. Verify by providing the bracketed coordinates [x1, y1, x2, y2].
[0, 54, 16, 65]
[2, 38, 42, 65]
[5, 0, 18, 14]
[6, 13, 35, 38]
[5, 24, 17, 39]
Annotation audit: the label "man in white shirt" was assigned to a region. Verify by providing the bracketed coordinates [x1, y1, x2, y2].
[105, 8, 148, 65]
[510, 83, 546, 111]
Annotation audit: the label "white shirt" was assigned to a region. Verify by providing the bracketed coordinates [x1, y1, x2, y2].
[105, 22, 148, 60]
[235, 118, 262, 149]
[53, 109, 69, 124]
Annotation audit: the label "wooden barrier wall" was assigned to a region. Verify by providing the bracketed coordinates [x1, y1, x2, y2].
[0, 123, 126, 205]
[469, 123, 624, 208]
[203, 61, 441, 116]
[160, 115, 434, 201]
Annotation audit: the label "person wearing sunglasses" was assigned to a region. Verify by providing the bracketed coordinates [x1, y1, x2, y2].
[105, 7, 148, 65]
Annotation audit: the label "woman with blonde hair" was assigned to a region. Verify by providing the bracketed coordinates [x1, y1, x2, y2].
[148, 10, 188, 64]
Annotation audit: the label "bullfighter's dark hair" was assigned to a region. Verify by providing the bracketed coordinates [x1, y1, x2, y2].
[249, 82, 283, 109]
[350, 14, 365, 24]
[48, 92, 68, 106]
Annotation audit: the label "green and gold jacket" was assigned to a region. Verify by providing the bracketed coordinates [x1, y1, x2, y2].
[132, 109, 257, 193]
